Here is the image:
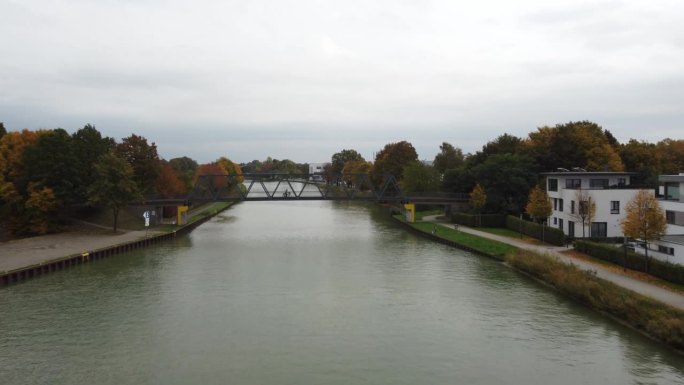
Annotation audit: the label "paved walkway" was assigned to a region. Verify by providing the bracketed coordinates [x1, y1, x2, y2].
[0, 230, 160, 273]
[424, 216, 684, 311]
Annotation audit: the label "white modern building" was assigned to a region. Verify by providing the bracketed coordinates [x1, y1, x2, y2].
[541, 171, 645, 238]
[651, 173, 684, 265]
[308, 163, 327, 176]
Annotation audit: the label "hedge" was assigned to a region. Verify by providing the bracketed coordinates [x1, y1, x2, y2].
[505, 215, 566, 246]
[573, 240, 684, 285]
[451, 213, 506, 228]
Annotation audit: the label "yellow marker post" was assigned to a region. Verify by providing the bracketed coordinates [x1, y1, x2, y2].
[177, 205, 189, 226]
[404, 203, 415, 223]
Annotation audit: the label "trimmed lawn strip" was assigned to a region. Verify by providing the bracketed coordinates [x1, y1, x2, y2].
[409, 220, 518, 258]
[506, 249, 684, 351]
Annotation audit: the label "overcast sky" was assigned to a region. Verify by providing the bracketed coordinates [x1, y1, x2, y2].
[1, 0, 683, 163]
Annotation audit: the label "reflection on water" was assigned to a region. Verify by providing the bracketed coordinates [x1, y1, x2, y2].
[0, 201, 682, 385]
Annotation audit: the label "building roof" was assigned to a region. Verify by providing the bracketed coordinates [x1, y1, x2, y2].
[659, 174, 684, 183]
[540, 171, 637, 177]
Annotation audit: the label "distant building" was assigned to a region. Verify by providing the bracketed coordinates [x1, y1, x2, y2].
[651, 173, 684, 265]
[541, 171, 643, 238]
[308, 163, 327, 175]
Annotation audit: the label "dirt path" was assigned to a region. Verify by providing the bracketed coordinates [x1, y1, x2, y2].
[423, 215, 684, 311]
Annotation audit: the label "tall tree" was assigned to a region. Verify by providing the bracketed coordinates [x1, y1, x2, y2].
[620, 139, 661, 186]
[469, 153, 537, 214]
[0, 122, 6, 139]
[169, 156, 199, 191]
[621, 190, 667, 272]
[433, 142, 464, 174]
[468, 134, 524, 167]
[22, 128, 80, 204]
[373, 141, 418, 182]
[72, 124, 115, 201]
[88, 152, 141, 233]
[116, 134, 161, 195]
[525, 121, 624, 172]
[331, 149, 365, 176]
[469, 183, 487, 226]
[401, 161, 440, 194]
[525, 186, 552, 223]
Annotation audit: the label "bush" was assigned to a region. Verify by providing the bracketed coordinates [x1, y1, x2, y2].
[574, 240, 684, 285]
[505, 215, 566, 246]
[451, 213, 506, 227]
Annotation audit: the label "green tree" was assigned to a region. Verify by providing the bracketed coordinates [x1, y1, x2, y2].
[525, 186, 552, 223]
[469, 153, 537, 214]
[116, 134, 161, 195]
[331, 149, 365, 175]
[620, 139, 661, 186]
[373, 141, 418, 183]
[469, 183, 487, 226]
[169, 156, 199, 190]
[401, 161, 440, 194]
[72, 124, 115, 201]
[468, 133, 523, 166]
[433, 142, 464, 174]
[22, 128, 80, 204]
[620, 190, 667, 272]
[525, 121, 624, 172]
[0, 122, 6, 139]
[88, 152, 141, 233]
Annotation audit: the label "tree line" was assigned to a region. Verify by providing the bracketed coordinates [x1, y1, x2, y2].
[0, 124, 248, 235]
[322, 121, 683, 215]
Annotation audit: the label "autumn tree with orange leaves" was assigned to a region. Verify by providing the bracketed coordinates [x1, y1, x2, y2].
[621, 190, 667, 271]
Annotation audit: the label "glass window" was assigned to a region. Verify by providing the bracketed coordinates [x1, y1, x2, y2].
[571, 200, 575, 214]
[666, 211, 676, 224]
[591, 222, 607, 238]
[565, 179, 581, 188]
[558, 199, 564, 212]
[590, 179, 609, 188]
[658, 245, 674, 255]
[548, 178, 558, 192]
[610, 201, 619, 214]
[558, 218, 563, 231]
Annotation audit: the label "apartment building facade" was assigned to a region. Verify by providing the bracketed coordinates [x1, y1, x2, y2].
[541, 171, 643, 239]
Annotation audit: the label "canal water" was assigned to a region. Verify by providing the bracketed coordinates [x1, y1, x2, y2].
[1, 202, 683, 384]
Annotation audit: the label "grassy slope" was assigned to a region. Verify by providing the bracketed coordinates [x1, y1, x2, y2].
[506, 249, 684, 351]
[408, 220, 518, 258]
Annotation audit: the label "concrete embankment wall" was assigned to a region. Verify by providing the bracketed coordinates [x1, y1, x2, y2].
[0, 205, 231, 287]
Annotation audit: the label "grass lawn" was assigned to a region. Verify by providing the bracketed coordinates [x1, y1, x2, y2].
[411, 221, 518, 258]
[415, 208, 444, 221]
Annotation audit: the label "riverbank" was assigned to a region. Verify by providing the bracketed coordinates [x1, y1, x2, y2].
[396, 214, 684, 352]
[0, 202, 234, 286]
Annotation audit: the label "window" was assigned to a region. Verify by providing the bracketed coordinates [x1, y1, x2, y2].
[568, 221, 575, 237]
[570, 200, 575, 214]
[590, 179, 609, 188]
[548, 178, 558, 192]
[553, 217, 557, 225]
[666, 210, 677, 224]
[565, 179, 581, 188]
[665, 182, 679, 200]
[591, 222, 607, 238]
[553, 198, 558, 211]
[658, 245, 674, 255]
[558, 218, 563, 231]
[610, 201, 620, 214]
[558, 199, 564, 212]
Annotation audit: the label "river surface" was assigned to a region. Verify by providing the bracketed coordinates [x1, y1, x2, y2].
[1, 202, 683, 384]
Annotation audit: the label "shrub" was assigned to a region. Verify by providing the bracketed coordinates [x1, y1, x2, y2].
[451, 213, 506, 227]
[574, 240, 684, 285]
